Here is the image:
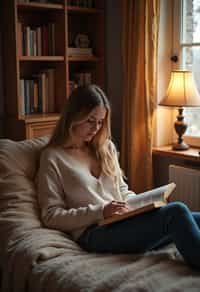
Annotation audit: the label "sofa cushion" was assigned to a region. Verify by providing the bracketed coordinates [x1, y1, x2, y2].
[0, 136, 49, 257]
[0, 136, 48, 179]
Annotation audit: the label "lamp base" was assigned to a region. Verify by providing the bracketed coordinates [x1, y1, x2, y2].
[173, 107, 189, 151]
[172, 141, 189, 151]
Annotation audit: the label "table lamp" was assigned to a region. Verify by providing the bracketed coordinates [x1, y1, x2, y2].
[159, 70, 200, 150]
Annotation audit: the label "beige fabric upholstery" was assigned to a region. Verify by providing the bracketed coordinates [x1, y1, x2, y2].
[0, 137, 48, 254]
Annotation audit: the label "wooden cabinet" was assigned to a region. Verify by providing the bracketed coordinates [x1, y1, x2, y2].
[1, 0, 105, 140]
[153, 145, 200, 187]
[26, 120, 57, 139]
[153, 145, 200, 211]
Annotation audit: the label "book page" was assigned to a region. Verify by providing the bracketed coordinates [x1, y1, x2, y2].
[126, 183, 176, 211]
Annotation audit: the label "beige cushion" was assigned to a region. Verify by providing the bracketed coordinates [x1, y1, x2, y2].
[0, 136, 48, 254]
[0, 136, 48, 179]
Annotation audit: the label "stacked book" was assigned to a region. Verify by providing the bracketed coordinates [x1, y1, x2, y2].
[18, 23, 55, 56]
[68, 47, 93, 57]
[20, 69, 55, 115]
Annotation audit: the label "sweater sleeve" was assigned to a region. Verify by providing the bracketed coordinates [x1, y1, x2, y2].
[118, 174, 136, 201]
[109, 140, 136, 201]
[37, 151, 104, 233]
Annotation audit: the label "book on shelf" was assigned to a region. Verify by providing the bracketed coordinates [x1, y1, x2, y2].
[99, 182, 176, 226]
[19, 23, 55, 56]
[17, 22, 23, 56]
[20, 68, 55, 115]
[44, 69, 55, 112]
[20, 79, 39, 115]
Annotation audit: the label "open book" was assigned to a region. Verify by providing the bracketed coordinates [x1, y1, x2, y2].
[99, 182, 176, 226]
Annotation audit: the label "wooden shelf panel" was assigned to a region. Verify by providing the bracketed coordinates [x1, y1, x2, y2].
[21, 113, 60, 123]
[17, 2, 64, 11]
[68, 56, 102, 62]
[67, 6, 103, 14]
[19, 56, 65, 61]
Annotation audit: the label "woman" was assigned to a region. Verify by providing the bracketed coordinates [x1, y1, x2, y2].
[38, 84, 200, 269]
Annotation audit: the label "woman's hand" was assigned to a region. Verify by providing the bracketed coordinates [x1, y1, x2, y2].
[103, 201, 131, 219]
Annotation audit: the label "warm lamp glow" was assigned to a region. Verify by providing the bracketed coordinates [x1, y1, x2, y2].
[159, 70, 200, 107]
[159, 70, 200, 151]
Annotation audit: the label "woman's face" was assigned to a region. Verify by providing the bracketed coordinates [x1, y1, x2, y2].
[72, 105, 107, 142]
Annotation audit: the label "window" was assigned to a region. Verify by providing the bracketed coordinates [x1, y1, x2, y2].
[173, 0, 200, 142]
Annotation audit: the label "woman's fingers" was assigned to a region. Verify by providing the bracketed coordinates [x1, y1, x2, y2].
[103, 201, 130, 218]
[114, 207, 130, 215]
[112, 204, 130, 215]
[111, 201, 127, 207]
[112, 201, 129, 208]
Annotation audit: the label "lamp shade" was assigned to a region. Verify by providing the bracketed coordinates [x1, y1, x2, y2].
[159, 70, 200, 107]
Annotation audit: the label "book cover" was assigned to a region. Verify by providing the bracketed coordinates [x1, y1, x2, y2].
[45, 69, 55, 112]
[17, 22, 22, 56]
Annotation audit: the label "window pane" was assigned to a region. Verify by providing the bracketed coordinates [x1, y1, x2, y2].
[182, 46, 200, 137]
[182, 0, 200, 43]
[184, 108, 200, 136]
[182, 46, 200, 91]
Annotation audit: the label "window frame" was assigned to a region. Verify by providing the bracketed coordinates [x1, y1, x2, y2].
[172, 0, 200, 146]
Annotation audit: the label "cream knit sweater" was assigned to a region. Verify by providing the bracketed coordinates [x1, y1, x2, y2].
[37, 141, 136, 240]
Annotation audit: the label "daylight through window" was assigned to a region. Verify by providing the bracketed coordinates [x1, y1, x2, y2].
[180, 0, 200, 137]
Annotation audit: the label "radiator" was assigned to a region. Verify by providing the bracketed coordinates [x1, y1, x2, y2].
[169, 165, 200, 211]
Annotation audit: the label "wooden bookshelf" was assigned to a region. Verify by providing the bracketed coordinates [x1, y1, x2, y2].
[1, 0, 105, 140]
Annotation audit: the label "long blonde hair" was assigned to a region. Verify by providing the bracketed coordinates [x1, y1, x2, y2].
[47, 84, 120, 186]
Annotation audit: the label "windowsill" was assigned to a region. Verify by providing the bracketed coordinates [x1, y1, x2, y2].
[152, 145, 200, 163]
[184, 136, 200, 148]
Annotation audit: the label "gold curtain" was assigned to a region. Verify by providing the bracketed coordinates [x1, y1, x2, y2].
[121, 0, 160, 193]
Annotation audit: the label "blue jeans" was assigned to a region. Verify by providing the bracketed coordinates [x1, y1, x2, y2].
[78, 202, 200, 269]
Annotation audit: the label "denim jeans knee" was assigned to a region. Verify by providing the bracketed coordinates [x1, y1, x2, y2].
[166, 201, 189, 216]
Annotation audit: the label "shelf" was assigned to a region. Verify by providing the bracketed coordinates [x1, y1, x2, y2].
[17, 2, 64, 11]
[22, 113, 60, 123]
[68, 56, 102, 62]
[2, 0, 105, 140]
[67, 6, 103, 14]
[153, 145, 200, 163]
[19, 56, 65, 62]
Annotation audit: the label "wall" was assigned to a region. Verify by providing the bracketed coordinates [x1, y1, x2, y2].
[153, 0, 176, 187]
[105, 0, 123, 149]
[154, 0, 174, 147]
